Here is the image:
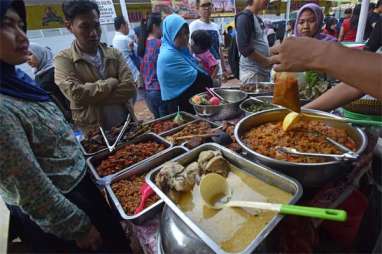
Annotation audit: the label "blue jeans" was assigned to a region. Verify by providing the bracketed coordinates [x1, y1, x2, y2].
[145, 90, 166, 118]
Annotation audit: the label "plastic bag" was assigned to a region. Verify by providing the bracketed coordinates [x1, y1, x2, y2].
[272, 72, 301, 112]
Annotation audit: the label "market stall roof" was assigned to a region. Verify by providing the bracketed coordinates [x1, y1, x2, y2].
[25, 0, 151, 5]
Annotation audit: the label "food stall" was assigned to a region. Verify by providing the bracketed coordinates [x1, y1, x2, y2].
[78, 79, 381, 253]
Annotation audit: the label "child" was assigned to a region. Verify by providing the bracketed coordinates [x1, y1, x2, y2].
[191, 30, 218, 79]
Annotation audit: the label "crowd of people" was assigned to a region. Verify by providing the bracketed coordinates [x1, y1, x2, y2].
[0, 0, 381, 252]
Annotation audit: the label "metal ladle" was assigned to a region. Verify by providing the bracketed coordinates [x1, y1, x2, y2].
[276, 146, 358, 160]
[199, 173, 347, 222]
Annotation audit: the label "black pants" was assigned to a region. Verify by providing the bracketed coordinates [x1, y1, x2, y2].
[164, 71, 213, 114]
[8, 173, 131, 253]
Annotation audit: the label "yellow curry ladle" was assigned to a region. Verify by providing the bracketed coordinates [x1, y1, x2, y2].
[199, 173, 347, 222]
[282, 112, 382, 131]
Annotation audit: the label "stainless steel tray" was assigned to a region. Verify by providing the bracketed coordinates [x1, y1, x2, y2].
[105, 146, 188, 224]
[241, 82, 274, 97]
[239, 97, 282, 117]
[144, 111, 200, 136]
[160, 119, 221, 146]
[86, 133, 172, 184]
[146, 143, 302, 254]
[79, 141, 108, 157]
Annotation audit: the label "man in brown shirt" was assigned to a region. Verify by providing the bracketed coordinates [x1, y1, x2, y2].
[55, 0, 136, 133]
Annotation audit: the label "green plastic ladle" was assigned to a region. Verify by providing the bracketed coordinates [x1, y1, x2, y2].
[199, 173, 347, 222]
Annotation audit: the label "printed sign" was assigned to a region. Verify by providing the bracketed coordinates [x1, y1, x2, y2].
[95, 0, 117, 24]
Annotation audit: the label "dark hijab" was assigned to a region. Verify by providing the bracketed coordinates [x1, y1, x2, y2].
[0, 0, 50, 102]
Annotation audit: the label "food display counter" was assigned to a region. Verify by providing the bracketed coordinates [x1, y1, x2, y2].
[77, 87, 380, 254]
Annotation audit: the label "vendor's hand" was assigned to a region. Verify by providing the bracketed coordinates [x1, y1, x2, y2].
[270, 37, 329, 72]
[75, 225, 103, 251]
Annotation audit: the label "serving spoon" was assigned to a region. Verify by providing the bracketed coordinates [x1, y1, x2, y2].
[283, 111, 382, 131]
[276, 146, 358, 160]
[199, 173, 347, 222]
[135, 182, 154, 214]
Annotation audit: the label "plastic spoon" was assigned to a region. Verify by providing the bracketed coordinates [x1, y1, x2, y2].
[283, 111, 382, 131]
[135, 182, 154, 214]
[199, 173, 347, 222]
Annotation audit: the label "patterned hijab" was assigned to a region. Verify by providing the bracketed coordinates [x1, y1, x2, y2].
[294, 3, 337, 42]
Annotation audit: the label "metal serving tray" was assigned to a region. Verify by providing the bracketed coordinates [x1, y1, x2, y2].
[79, 140, 108, 157]
[105, 146, 189, 224]
[87, 133, 172, 184]
[240, 97, 283, 117]
[143, 111, 200, 136]
[146, 143, 302, 254]
[160, 119, 221, 146]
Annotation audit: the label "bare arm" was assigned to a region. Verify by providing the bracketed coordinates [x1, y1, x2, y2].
[338, 26, 345, 41]
[248, 50, 272, 68]
[236, 13, 271, 68]
[270, 37, 382, 100]
[219, 47, 227, 76]
[303, 82, 364, 111]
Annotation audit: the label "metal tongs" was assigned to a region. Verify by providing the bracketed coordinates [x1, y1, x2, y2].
[206, 87, 230, 104]
[276, 137, 359, 161]
[99, 114, 132, 153]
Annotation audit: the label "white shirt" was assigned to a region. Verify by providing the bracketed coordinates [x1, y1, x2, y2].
[189, 19, 223, 46]
[112, 31, 140, 82]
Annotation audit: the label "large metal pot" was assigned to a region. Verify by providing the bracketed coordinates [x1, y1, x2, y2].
[190, 88, 247, 121]
[159, 205, 214, 254]
[234, 108, 368, 188]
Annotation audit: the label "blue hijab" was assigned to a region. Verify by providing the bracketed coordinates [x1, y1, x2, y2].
[0, 0, 50, 102]
[157, 14, 206, 101]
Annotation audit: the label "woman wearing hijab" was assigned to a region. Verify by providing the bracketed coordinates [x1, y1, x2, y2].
[294, 4, 370, 113]
[0, 0, 129, 252]
[27, 43, 72, 121]
[294, 3, 337, 42]
[157, 14, 213, 114]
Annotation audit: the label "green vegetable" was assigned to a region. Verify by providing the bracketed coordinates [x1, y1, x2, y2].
[305, 71, 320, 89]
[244, 101, 276, 113]
[300, 71, 329, 100]
[173, 106, 185, 125]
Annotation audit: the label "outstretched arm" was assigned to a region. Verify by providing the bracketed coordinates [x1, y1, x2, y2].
[270, 37, 382, 100]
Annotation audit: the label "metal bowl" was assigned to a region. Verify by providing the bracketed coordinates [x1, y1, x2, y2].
[189, 88, 247, 121]
[255, 95, 312, 106]
[234, 108, 368, 188]
[159, 205, 214, 254]
[240, 97, 282, 116]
